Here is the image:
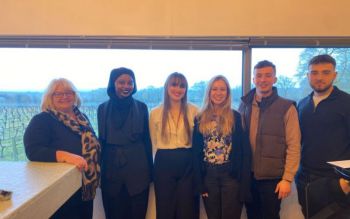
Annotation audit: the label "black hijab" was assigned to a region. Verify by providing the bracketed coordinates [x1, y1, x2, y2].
[107, 67, 137, 129]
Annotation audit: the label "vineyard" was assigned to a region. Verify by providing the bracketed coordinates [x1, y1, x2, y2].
[0, 105, 99, 161]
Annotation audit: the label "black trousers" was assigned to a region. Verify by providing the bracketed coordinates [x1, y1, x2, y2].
[102, 184, 149, 219]
[50, 188, 93, 219]
[245, 176, 281, 219]
[203, 163, 242, 219]
[154, 148, 198, 219]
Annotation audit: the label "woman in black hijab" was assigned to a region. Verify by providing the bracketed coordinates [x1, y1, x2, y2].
[98, 67, 153, 219]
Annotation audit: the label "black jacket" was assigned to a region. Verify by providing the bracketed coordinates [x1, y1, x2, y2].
[298, 86, 350, 177]
[192, 110, 252, 201]
[98, 99, 153, 196]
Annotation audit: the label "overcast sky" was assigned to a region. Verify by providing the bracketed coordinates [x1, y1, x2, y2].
[0, 48, 302, 92]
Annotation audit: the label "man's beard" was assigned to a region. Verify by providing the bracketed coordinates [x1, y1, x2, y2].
[310, 82, 333, 93]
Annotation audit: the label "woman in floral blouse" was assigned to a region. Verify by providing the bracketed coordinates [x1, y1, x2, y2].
[192, 75, 251, 219]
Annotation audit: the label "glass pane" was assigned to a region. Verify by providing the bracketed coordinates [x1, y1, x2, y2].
[252, 48, 350, 101]
[0, 48, 242, 161]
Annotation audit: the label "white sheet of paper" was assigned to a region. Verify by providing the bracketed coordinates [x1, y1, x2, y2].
[327, 160, 350, 169]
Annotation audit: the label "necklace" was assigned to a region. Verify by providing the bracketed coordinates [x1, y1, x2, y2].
[169, 110, 181, 139]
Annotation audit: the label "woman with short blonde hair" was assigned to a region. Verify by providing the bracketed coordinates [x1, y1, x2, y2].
[24, 78, 100, 219]
[40, 78, 81, 111]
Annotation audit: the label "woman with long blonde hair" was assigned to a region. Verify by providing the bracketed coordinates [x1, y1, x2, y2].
[150, 72, 199, 219]
[192, 75, 251, 219]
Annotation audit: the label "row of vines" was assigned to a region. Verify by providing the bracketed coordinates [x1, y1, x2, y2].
[0, 106, 98, 161]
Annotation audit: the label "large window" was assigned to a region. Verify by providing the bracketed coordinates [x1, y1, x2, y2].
[0, 48, 242, 161]
[2, 42, 350, 162]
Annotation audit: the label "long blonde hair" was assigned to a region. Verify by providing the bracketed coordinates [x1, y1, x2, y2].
[199, 75, 234, 136]
[41, 78, 81, 111]
[161, 72, 191, 144]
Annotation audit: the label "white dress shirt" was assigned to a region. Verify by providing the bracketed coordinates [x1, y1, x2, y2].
[149, 103, 198, 154]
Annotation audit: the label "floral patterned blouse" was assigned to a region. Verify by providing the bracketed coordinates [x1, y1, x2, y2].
[203, 116, 232, 164]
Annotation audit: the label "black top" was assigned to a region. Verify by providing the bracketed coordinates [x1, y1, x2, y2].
[97, 67, 152, 196]
[97, 99, 153, 196]
[24, 112, 82, 162]
[298, 86, 350, 177]
[192, 110, 252, 201]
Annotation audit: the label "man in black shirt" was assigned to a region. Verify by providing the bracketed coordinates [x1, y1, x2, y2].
[296, 54, 350, 218]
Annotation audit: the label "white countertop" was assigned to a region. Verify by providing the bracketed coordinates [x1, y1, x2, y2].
[0, 161, 81, 219]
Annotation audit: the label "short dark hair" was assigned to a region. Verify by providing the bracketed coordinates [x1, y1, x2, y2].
[254, 60, 276, 73]
[308, 54, 336, 68]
